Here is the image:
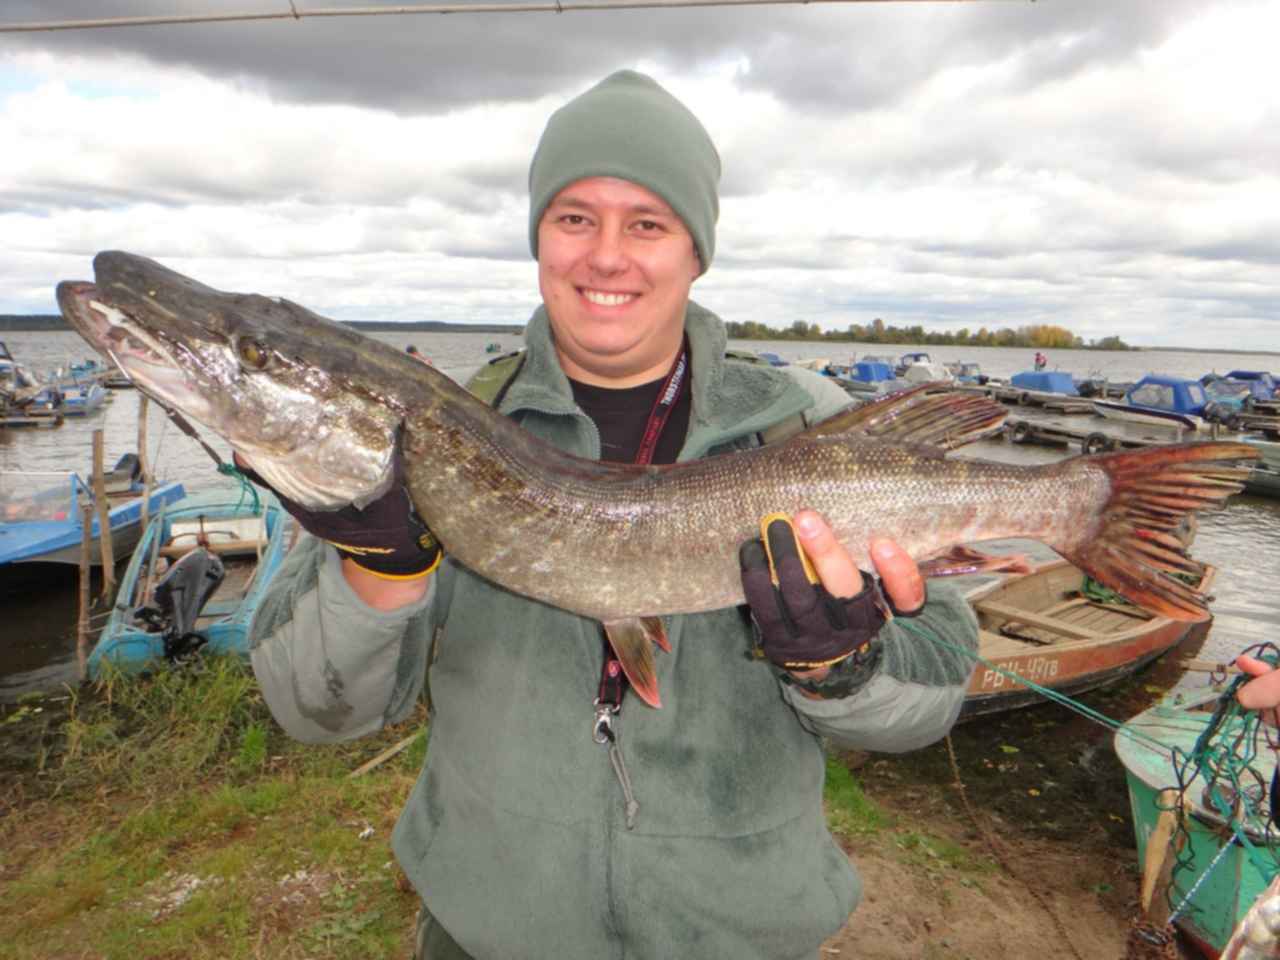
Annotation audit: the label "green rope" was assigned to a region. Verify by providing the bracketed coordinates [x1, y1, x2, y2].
[216, 462, 261, 515]
[892, 617, 1280, 883]
[894, 616, 1169, 754]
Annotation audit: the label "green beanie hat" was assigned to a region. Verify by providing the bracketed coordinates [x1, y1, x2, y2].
[528, 70, 721, 274]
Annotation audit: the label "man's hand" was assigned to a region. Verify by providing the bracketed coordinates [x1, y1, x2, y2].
[233, 452, 439, 609]
[740, 510, 924, 691]
[1236, 654, 1280, 726]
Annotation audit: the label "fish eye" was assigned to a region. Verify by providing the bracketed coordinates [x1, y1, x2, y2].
[237, 339, 271, 370]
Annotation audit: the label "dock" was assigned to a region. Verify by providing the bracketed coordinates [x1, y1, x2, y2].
[1002, 410, 1220, 454]
[1, 410, 64, 429]
[987, 384, 1098, 415]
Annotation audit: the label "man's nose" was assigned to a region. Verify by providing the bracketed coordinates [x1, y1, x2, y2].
[587, 225, 627, 274]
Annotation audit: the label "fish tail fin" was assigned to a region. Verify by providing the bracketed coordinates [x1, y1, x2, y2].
[1056, 442, 1257, 621]
[602, 617, 669, 709]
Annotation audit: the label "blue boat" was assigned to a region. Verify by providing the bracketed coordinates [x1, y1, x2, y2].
[1224, 370, 1278, 397]
[0, 342, 64, 420]
[0, 457, 185, 580]
[1091, 374, 1213, 432]
[88, 488, 290, 676]
[60, 381, 110, 416]
[945, 362, 987, 385]
[829, 359, 904, 396]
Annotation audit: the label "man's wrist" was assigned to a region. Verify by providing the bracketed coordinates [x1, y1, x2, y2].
[341, 556, 433, 611]
[781, 639, 882, 700]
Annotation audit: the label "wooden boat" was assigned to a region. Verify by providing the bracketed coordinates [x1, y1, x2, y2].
[88, 488, 290, 676]
[952, 539, 1212, 718]
[0, 458, 185, 582]
[1114, 686, 1279, 958]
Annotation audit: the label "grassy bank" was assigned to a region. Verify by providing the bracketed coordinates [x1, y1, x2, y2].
[1, 657, 1134, 959]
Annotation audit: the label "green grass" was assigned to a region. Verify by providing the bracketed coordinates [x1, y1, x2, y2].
[1, 660, 995, 958]
[0, 658, 426, 960]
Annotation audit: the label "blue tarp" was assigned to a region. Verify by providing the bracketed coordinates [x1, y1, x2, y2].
[850, 361, 894, 382]
[1010, 371, 1079, 395]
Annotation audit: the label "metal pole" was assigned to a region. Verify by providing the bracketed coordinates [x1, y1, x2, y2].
[0, 0, 1012, 33]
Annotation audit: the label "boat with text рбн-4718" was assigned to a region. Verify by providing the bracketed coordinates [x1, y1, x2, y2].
[947, 539, 1212, 718]
[55, 251, 1259, 708]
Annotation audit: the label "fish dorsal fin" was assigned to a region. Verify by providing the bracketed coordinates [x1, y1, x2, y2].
[806, 382, 1007, 452]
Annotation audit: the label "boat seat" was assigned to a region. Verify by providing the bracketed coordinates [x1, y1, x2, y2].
[973, 599, 1103, 640]
[160, 515, 269, 558]
[160, 537, 268, 559]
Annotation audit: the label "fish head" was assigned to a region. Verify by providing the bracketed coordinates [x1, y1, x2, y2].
[57, 251, 409, 510]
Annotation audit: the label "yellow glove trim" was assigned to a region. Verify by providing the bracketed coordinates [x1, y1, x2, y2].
[758, 512, 819, 587]
[351, 548, 443, 581]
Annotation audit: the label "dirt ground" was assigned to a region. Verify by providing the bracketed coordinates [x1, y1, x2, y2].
[817, 658, 1207, 960]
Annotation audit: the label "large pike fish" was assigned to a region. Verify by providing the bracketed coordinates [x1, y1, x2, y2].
[57, 252, 1257, 707]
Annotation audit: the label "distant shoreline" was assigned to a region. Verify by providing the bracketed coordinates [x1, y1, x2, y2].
[0, 315, 523, 335]
[1, 315, 1275, 356]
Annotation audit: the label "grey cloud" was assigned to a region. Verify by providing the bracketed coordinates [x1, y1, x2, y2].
[5, 0, 1214, 115]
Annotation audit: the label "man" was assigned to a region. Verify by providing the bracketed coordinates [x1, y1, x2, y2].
[248, 70, 978, 960]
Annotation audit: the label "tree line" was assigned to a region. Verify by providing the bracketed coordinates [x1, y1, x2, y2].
[724, 318, 1133, 351]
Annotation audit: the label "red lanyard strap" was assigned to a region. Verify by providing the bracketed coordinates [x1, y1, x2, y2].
[596, 339, 689, 724]
[632, 340, 688, 466]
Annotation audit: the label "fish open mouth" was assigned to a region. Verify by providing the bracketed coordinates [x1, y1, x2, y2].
[56, 280, 217, 424]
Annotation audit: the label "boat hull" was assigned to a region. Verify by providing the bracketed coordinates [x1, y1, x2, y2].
[951, 540, 1210, 719]
[1114, 689, 1278, 958]
[0, 481, 186, 569]
[1091, 399, 1205, 432]
[88, 492, 290, 676]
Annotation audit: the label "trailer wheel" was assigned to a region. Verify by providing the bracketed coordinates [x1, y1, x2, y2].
[1009, 421, 1032, 444]
[1017, 391, 1033, 406]
[1225, 413, 1244, 432]
[1082, 432, 1112, 455]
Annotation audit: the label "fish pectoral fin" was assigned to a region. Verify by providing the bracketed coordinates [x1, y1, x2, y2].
[602, 617, 669, 709]
[919, 546, 1034, 578]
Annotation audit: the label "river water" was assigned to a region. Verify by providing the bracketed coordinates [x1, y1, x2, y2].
[2, 330, 1277, 703]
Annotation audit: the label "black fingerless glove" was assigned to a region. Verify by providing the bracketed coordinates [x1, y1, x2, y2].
[238, 456, 441, 579]
[739, 514, 887, 675]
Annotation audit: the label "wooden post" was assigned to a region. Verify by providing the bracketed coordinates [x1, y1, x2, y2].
[137, 394, 151, 529]
[77, 500, 94, 679]
[92, 429, 115, 599]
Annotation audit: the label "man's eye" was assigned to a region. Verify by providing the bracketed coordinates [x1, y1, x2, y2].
[560, 214, 587, 226]
[635, 220, 662, 232]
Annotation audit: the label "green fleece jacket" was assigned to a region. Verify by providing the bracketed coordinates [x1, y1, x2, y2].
[249, 301, 979, 960]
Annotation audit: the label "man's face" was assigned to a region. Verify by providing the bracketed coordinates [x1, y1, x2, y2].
[537, 176, 701, 387]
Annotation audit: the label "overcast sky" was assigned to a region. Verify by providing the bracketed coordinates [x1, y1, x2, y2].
[2, 0, 1276, 348]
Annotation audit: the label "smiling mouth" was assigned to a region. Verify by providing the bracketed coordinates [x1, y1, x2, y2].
[581, 288, 637, 307]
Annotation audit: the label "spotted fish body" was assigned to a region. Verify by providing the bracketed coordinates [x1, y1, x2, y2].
[403, 405, 1096, 620]
[57, 252, 1257, 703]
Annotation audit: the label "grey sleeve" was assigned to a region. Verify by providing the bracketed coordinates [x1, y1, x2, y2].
[781, 365, 856, 423]
[783, 582, 979, 752]
[248, 535, 435, 744]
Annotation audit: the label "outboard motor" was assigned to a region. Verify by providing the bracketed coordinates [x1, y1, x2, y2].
[134, 547, 226, 661]
[110, 453, 143, 483]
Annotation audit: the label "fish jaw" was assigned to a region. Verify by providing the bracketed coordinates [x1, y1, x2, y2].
[56, 276, 399, 510]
